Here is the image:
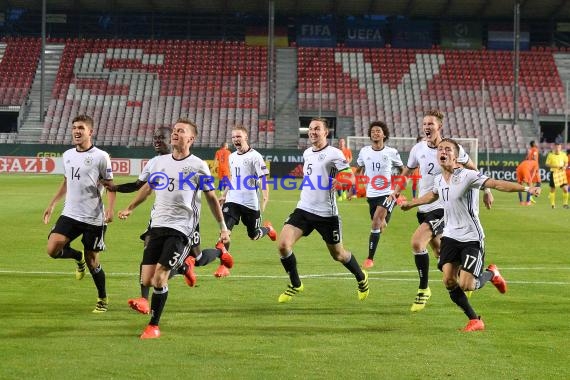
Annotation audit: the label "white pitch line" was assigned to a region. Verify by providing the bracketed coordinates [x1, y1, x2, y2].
[1, 269, 569, 285]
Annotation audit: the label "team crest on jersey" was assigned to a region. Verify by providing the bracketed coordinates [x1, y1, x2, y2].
[318, 153, 327, 161]
[181, 166, 192, 176]
[451, 175, 462, 184]
[84, 156, 93, 166]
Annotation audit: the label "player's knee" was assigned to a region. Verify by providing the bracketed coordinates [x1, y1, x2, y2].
[411, 240, 425, 252]
[46, 242, 64, 258]
[277, 241, 291, 255]
[442, 276, 457, 289]
[46, 248, 59, 258]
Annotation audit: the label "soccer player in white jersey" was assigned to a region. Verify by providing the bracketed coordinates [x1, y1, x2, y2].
[276, 117, 370, 303]
[401, 138, 540, 331]
[106, 127, 232, 315]
[392, 109, 493, 312]
[117, 118, 230, 339]
[43, 114, 116, 313]
[217, 125, 277, 277]
[356, 121, 404, 269]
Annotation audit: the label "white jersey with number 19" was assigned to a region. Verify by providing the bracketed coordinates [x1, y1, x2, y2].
[296, 145, 350, 217]
[357, 145, 403, 197]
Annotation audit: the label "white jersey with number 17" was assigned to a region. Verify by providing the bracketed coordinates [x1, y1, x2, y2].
[433, 168, 488, 242]
[407, 141, 469, 213]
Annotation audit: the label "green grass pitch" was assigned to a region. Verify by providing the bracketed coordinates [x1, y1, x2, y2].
[0, 174, 568, 379]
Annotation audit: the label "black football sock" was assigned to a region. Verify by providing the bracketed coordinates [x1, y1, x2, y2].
[138, 263, 150, 299]
[449, 285, 477, 320]
[414, 250, 430, 289]
[196, 249, 221, 266]
[149, 285, 168, 326]
[140, 285, 150, 300]
[89, 264, 106, 299]
[368, 231, 381, 260]
[342, 253, 365, 282]
[258, 227, 269, 239]
[56, 246, 82, 260]
[474, 270, 493, 290]
[280, 252, 301, 287]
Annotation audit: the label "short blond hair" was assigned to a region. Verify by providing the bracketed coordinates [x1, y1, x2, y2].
[424, 109, 444, 125]
[176, 117, 198, 137]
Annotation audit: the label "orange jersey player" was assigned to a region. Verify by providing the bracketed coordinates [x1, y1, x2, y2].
[214, 142, 231, 191]
[516, 159, 540, 205]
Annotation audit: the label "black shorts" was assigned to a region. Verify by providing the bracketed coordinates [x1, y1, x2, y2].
[367, 195, 396, 223]
[416, 209, 445, 237]
[222, 202, 261, 239]
[142, 227, 189, 270]
[438, 237, 485, 277]
[285, 208, 342, 245]
[50, 215, 107, 252]
[141, 223, 200, 249]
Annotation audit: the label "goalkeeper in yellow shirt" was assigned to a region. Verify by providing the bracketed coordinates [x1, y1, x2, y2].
[545, 142, 568, 209]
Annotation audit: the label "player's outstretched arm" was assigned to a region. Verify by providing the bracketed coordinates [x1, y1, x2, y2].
[483, 179, 541, 196]
[400, 191, 438, 211]
[204, 189, 231, 244]
[106, 180, 146, 193]
[43, 178, 67, 224]
[118, 182, 153, 220]
[261, 186, 269, 213]
[101, 178, 116, 223]
[333, 168, 355, 191]
[391, 166, 412, 200]
[463, 160, 494, 209]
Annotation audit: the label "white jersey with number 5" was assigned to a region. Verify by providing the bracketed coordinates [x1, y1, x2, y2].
[147, 153, 213, 236]
[433, 168, 488, 242]
[297, 145, 350, 217]
[357, 145, 403, 197]
[62, 146, 113, 225]
[225, 148, 269, 210]
[407, 141, 469, 213]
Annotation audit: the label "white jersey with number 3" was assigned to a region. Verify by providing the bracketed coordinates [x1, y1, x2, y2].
[296, 145, 350, 217]
[407, 141, 469, 213]
[62, 146, 113, 226]
[433, 168, 488, 242]
[147, 153, 213, 236]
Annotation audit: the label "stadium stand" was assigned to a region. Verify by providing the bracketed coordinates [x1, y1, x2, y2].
[0, 37, 563, 152]
[40, 39, 268, 147]
[297, 47, 565, 153]
[0, 37, 41, 107]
